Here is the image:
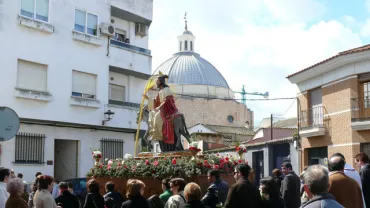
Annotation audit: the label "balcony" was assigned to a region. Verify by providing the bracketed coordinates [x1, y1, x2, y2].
[351, 97, 370, 130]
[110, 39, 151, 56]
[299, 106, 326, 137]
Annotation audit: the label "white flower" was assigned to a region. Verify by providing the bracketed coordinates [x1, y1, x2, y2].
[124, 154, 133, 159]
[137, 163, 141, 167]
[108, 160, 113, 165]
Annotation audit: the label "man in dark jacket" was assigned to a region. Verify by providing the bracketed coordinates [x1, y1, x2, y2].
[202, 170, 220, 208]
[104, 181, 125, 207]
[224, 164, 262, 208]
[210, 170, 228, 205]
[356, 152, 370, 208]
[301, 165, 343, 208]
[280, 162, 301, 208]
[55, 182, 80, 208]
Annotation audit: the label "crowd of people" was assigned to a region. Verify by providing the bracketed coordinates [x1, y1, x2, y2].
[0, 151, 369, 208]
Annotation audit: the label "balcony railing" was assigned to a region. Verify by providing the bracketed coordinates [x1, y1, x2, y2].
[299, 106, 325, 129]
[351, 97, 370, 122]
[110, 39, 151, 56]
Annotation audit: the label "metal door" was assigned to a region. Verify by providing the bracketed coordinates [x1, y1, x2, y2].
[253, 151, 264, 186]
[310, 88, 323, 126]
[273, 143, 290, 169]
[54, 139, 78, 181]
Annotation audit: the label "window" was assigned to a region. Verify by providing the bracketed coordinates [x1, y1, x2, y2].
[74, 9, 98, 36]
[114, 29, 126, 42]
[15, 132, 45, 164]
[109, 84, 125, 105]
[190, 41, 193, 51]
[180, 41, 182, 51]
[72, 70, 97, 99]
[100, 138, 124, 160]
[364, 82, 370, 108]
[185, 41, 188, 50]
[17, 59, 47, 92]
[20, 0, 49, 22]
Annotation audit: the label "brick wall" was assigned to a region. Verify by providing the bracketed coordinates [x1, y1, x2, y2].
[175, 97, 253, 127]
[299, 76, 370, 170]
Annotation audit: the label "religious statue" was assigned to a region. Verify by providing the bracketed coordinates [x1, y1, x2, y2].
[141, 74, 191, 152]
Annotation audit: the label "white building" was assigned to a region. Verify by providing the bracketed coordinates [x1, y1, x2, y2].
[0, 0, 153, 182]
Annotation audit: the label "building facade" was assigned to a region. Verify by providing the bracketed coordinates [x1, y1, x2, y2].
[152, 24, 254, 128]
[288, 44, 370, 170]
[0, 0, 153, 182]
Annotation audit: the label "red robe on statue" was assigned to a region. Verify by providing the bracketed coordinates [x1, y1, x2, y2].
[154, 93, 178, 145]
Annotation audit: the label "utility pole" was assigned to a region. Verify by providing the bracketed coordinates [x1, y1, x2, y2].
[271, 114, 273, 140]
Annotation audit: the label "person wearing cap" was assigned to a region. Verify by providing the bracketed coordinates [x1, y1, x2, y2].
[143, 73, 179, 151]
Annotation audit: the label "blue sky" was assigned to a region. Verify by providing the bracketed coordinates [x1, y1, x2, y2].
[149, 0, 370, 126]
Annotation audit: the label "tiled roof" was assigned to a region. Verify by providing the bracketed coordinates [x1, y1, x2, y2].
[287, 44, 370, 78]
[269, 117, 297, 128]
[203, 124, 255, 136]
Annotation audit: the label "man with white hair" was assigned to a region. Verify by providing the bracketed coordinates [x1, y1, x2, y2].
[301, 165, 343, 208]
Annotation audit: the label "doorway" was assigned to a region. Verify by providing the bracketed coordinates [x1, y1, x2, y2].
[273, 143, 290, 170]
[308, 147, 328, 167]
[252, 151, 264, 186]
[54, 139, 78, 181]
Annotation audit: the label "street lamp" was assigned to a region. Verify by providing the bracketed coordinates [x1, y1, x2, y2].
[102, 110, 115, 125]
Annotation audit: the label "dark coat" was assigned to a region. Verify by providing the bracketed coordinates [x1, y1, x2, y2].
[262, 197, 284, 208]
[360, 164, 370, 208]
[280, 171, 301, 208]
[224, 177, 262, 208]
[301, 193, 343, 208]
[55, 190, 80, 208]
[273, 176, 283, 193]
[182, 200, 209, 208]
[121, 195, 149, 208]
[201, 183, 218, 208]
[104, 191, 125, 208]
[213, 179, 229, 205]
[83, 193, 105, 208]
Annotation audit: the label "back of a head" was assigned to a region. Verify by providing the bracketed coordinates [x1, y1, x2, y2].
[126, 179, 145, 198]
[68, 182, 74, 189]
[272, 169, 282, 177]
[162, 178, 171, 190]
[328, 156, 345, 172]
[17, 173, 23, 179]
[105, 181, 115, 192]
[331, 153, 345, 161]
[59, 182, 68, 190]
[148, 195, 164, 208]
[0, 168, 10, 182]
[87, 179, 100, 194]
[208, 169, 220, 179]
[236, 164, 251, 178]
[184, 182, 202, 202]
[355, 152, 370, 163]
[282, 162, 293, 170]
[303, 165, 329, 196]
[169, 178, 186, 191]
[260, 177, 279, 199]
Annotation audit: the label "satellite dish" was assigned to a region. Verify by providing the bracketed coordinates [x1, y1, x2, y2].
[0, 107, 20, 141]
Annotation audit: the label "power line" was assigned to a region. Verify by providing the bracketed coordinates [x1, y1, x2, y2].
[175, 93, 296, 101]
[274, 99, 297, 117]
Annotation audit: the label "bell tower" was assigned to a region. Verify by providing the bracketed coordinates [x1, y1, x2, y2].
[178, 12, 195, 52]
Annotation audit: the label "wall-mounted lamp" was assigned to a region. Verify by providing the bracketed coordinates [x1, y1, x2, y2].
[102, 110, 115, 125]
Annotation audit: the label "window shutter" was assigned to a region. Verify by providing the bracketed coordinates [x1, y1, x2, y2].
[17, 60, 47, 92]
[72, 70, 96, 96]
[110, 84, 125, 101]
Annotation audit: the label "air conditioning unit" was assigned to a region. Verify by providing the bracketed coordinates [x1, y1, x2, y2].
[135, 23, 147, 37]
[100, 23, 115, 37]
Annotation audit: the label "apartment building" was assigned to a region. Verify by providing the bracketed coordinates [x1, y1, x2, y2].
[0, 0, 152, 182]
[288, 45, 370, 170]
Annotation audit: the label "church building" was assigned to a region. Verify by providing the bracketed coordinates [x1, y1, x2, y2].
[150, 20, 255, 151]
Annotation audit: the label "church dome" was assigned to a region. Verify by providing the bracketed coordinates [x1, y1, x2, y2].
[154, 51, 230, 89]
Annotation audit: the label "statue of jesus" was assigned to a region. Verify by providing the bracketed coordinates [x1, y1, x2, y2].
[143, 74, 179, 151]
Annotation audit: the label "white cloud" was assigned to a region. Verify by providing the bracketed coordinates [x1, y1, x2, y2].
[149, 0, 363, 125]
